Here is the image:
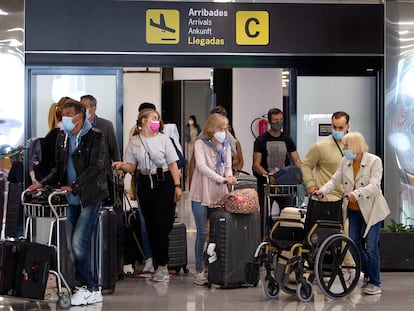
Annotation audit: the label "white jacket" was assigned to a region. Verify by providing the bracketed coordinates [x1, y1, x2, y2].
[319, 152, 390, 237]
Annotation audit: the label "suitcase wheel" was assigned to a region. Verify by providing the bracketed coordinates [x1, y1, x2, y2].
[57, 294, 71, 309]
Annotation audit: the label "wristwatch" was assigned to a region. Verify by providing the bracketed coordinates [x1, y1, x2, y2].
[174, 184, 181, 188]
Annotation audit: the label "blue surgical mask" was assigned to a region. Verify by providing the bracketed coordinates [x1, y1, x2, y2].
[332, 129, 345, 140]
[62, 116, 75, 133]
[344, 150, 356, 160]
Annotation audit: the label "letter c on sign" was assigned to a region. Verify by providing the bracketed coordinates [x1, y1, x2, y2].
[245, 17, 260, 38]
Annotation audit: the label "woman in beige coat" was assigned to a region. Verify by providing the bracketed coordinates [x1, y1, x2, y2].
[315, 132, 390, 296]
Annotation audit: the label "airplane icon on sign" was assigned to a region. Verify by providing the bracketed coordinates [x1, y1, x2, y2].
[150, 14, 176, 33]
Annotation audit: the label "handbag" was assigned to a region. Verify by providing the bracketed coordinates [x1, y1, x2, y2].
[219, 188, 259, 214]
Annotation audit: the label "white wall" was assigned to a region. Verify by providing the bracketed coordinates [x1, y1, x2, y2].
[174, 68, 212, 80]
[297, 76, 376, 159]
[233, 68, 283, 174]
[122, 70, 162, 154]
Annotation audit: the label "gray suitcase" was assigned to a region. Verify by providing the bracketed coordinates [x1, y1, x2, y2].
[168, 222, 188, 274]
[207, 210, 260, 288]
[234, 170, 257, 190]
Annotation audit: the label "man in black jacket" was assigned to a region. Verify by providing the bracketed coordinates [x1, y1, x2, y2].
[80, 94, 121, 206]
[27, 99, 108, 306]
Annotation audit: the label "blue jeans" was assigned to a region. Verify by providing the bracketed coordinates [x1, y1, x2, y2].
[348, 208, 381, 287]
[66, 202, 101, 290]
[191, 201, 208, 273]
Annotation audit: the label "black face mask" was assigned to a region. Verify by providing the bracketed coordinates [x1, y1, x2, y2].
[270, 122, 283, 131]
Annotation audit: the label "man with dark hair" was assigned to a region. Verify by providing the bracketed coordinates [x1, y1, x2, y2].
[253, 107, 301, 238]
[301, 111, 350, 201]
[80, 95, 121, 206]
[28, 99, 108, 305]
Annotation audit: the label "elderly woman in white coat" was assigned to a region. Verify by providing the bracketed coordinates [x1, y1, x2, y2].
[314, 132, 390, 296]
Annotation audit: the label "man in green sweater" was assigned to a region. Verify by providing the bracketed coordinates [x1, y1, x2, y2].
[301, 111, 350, 201]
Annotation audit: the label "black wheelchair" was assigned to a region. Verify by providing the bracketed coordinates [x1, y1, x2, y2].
[253, 188, 361, 302]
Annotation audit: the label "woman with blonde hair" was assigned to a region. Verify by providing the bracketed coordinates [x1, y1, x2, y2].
[189, 113, 237, 285]
[113, 108, 182, 282]
[31, 97, 72, 182]
[315, 132, 390, 295]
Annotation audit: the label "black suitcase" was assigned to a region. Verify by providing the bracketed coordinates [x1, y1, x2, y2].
[0, 240, 24, 295]
[113, 205, 124, 280]
[15, 241, 53, 300]
[5, 182, 23, 238]
[168, 222, 188, 274]
[91, 206, 118, 294]
[106, 171, 125, 280]
[207, 210, 260, 288]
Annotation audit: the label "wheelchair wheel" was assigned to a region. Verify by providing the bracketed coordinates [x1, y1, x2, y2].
[264, 276, 280, 299]
[297, 279, 313, 302]
[314, 234, 361, 299]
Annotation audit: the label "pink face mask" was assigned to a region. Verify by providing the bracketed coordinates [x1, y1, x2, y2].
[149, 120, 160, 132]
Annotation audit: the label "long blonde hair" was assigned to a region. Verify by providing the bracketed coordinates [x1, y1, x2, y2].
[48, 97, 74, 130]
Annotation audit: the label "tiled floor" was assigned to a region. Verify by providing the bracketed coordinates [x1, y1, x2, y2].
[1, 191, 414, 311]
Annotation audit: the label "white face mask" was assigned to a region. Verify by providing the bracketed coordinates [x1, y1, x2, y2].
[188, 120, 194, 125]
[213, 131, 226, 143]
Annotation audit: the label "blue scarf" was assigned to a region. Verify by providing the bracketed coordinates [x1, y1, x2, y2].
[201, 138, 229, 174]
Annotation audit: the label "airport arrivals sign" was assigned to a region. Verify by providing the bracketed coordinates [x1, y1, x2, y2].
[25, 1, 383, 56]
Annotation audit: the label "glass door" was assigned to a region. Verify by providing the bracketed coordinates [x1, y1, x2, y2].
[25, 67, 123, 148]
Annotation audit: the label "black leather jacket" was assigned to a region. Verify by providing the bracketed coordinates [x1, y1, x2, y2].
[41, 127, 109, 207]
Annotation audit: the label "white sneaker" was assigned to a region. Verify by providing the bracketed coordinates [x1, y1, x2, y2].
[71, 286, 93, 306]
[90, 289, 103, 304]
[123, 264, 134, 274]
[363, 284, 382, 295]
[193, 272, 208, 286]
[152, 268, 170, 282]
[143, 258, 155, 273]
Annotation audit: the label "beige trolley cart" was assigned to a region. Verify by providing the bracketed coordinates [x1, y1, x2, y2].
[21, 188, 72, 309]
[252, 177, 362, 302]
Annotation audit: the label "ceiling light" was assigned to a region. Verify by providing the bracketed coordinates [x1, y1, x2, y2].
[0, 39, 23, 47]
[0, 9, 8, 15]
[7, 28, 24, 33]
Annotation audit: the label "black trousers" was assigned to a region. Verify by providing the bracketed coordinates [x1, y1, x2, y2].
[137, 171, 176, 267]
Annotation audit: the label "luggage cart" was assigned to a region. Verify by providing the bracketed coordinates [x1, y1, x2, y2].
[21, 188, 72, 309]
